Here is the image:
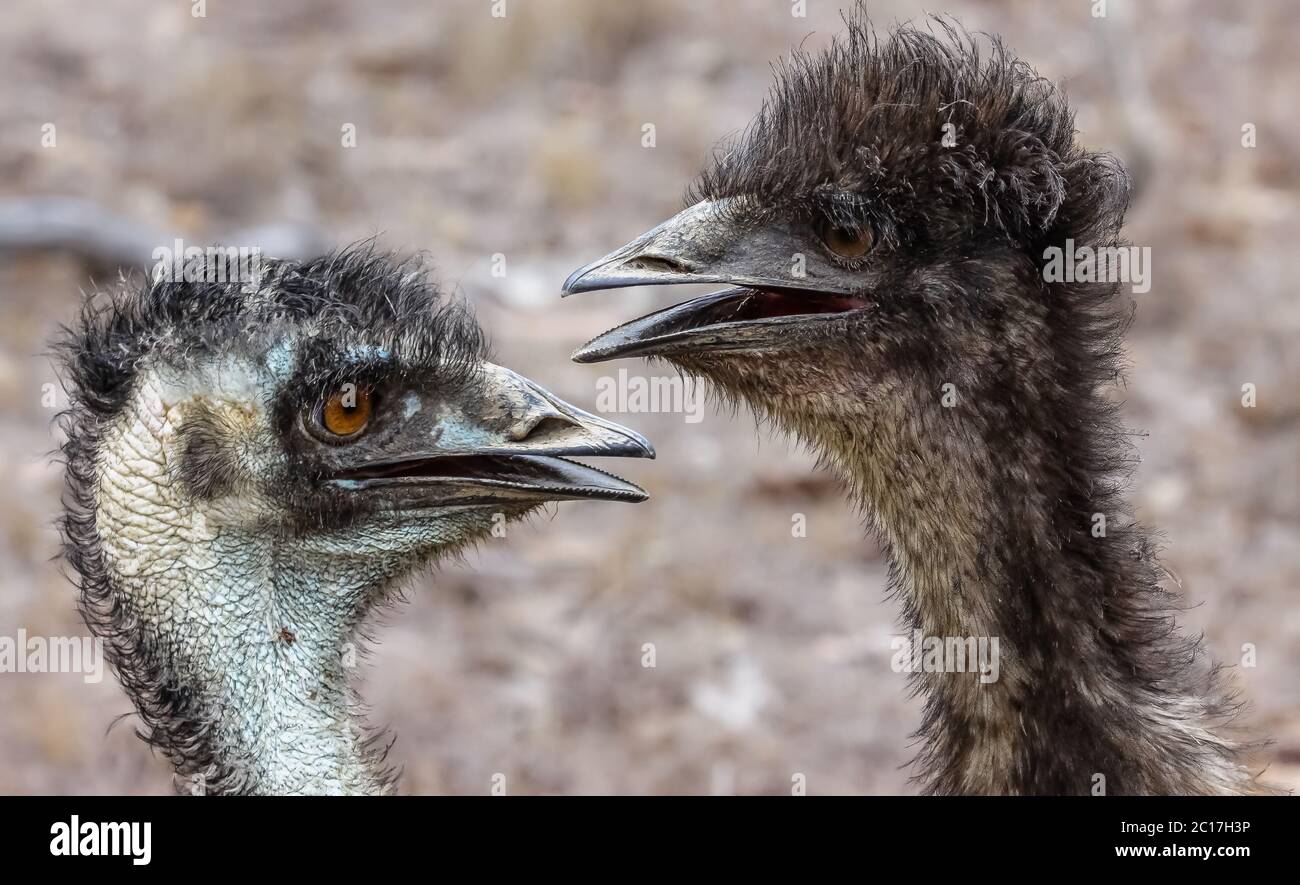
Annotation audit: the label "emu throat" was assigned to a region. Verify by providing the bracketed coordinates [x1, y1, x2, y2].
[95, 376, 390, 794]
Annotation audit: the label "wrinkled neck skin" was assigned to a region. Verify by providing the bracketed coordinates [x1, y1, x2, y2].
[92, 377, 418, 795]
[697, 350, 1258, 795]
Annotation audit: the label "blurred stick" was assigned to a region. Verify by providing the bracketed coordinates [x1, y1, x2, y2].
[0, 196, 328, 272]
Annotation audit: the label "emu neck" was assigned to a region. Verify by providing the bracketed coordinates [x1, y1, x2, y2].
[780, 386, 1252, 795]
[94, 379, 389, 795]
[127, 550, 387, 796]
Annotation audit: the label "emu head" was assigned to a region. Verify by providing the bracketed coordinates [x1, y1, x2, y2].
[56, 247, 651, 793]
[564, 18, 1131, 450]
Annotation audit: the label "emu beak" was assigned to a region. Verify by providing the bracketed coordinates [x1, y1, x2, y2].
[562, 199, 870, 363]
[328, 363, 653, 507]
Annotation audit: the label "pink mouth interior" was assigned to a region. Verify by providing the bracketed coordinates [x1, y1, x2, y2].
[692, 288, 871, 326]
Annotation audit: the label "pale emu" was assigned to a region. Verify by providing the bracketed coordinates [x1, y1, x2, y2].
[57, 247, 652, 794]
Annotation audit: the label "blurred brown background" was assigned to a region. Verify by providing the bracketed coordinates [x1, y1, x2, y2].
[1, 0, 1296, 794]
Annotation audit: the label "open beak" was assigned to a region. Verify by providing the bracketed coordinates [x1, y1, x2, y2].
[562, 198, 871, 363]
[326, 363, 653, 508]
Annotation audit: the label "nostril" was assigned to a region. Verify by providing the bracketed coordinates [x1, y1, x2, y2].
[508, 413, 580, 443]
[628, 255, 692, 275]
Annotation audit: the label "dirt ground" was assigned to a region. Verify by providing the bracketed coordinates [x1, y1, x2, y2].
[0, 0, 1296, 794]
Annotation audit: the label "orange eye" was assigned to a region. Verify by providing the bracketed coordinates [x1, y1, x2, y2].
[319, 385, 373, 439]
[820, 222, 874, 259]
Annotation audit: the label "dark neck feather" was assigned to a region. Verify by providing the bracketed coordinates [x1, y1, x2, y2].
[800, 357, 1259, 795]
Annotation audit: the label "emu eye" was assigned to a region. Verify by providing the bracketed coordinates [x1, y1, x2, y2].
[820, 222, 874, 260]
[317, 385, 373, 440]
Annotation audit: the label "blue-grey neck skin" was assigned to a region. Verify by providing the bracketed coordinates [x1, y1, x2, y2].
[88, 359, 480, 794]
[56, 246, 652, 794]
